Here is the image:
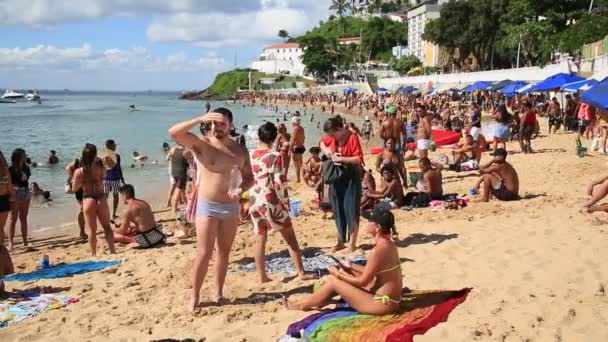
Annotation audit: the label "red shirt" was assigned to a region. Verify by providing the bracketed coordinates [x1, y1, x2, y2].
[522, 109, 537, 128]
[338, 132, 364, 165]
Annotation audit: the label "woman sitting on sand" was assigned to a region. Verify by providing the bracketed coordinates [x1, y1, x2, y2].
[287, 204, 402, 315]
[72, 143, 116, 257]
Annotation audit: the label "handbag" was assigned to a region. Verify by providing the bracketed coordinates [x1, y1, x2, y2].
[323, 160, 345, 184]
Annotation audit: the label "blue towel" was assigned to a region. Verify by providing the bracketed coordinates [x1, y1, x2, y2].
[3, 260, 120, 282]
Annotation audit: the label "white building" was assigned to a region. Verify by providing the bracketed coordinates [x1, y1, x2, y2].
[407, 0, 449, 66]
[251, 43, 306, 77]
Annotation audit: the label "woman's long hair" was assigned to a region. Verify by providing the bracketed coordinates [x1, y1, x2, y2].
[0, 150, 7, 177]
[10, 148, 26, 167]
[81, 144, 97, 178]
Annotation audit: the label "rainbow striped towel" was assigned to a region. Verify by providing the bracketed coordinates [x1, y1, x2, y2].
[0, 293, 79, 328]
[283, 288, 470, 342]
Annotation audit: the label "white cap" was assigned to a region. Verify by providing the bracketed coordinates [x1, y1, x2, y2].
[365, 116, 370, 121]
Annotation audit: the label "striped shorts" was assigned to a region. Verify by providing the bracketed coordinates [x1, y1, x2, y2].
[104, 179, 121, 195]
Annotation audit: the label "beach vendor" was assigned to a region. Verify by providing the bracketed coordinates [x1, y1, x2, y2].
[287, 203, 402, 315]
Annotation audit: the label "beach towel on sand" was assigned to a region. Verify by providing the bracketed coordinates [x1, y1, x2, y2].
[0, 292, 78, 327]
[235, 252, 366, 276]
[281, 288, 471, 342]
[2, 260, 120, 282]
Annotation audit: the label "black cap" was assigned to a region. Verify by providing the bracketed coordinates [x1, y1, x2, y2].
[491, 148, 507, 157]
[361, 202, 395, 231]
[105, 139, 116, 147]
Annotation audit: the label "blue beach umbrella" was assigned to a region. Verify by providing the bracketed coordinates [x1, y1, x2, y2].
[343, 87, 357, 93]
[580, 80, 608, 110]
[560, 78, 599, 93]
[464, 81, 492, 92]
[377, 87, 389, 93]
[398, 85, 418, 93]
[524, 73, 585, 93]
[500, 81, 528, 97]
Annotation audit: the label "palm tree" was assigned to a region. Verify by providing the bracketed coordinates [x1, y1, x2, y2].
[329, 0, 352, 19]
[278, 29, 289, 42]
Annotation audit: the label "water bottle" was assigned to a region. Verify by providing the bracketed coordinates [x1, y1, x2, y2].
[227, 165, 242, 198]
[289, 199, 301, 217]
[41, 255, 50, 269]
[470, 188, 478, 196]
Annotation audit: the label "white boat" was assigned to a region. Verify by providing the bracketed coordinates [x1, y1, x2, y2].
[2, 89, 25, 99]
[0, 98, 16, 104]
[25, 90, 41, 101]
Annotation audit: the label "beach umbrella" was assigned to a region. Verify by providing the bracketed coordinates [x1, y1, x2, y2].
[486, 80, 512, 92]
[516, 83, 535, 94]
[464, 81, 492, 92]
[500, 81, 528, 97]
[560, 78, 599, 93]
[580, 80, 608, 109]
[524, 73, 585, 93]
[377, 87, 389, 93]
[398, 85, 418, 93]
[343, 87, 357, 93]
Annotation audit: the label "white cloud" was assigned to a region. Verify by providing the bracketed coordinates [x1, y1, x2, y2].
[0, 0, 260, 26]
[0, 44, 227, 73]
[0, 0, 332, 49]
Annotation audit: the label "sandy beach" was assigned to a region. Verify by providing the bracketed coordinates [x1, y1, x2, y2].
[1, 119, 607, 341]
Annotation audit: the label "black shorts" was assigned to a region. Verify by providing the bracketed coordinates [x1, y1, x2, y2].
[0, 194, 10, 213]
[75, 189, 83, 202]
[292, 146, 306, 155]
[173, 176, 187, 190]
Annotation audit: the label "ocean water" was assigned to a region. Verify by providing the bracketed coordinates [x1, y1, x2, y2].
[0, 91, 326, 235]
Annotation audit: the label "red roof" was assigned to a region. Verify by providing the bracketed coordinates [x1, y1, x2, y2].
[265, 43, 301, 50]
[339, 37, 361, 42]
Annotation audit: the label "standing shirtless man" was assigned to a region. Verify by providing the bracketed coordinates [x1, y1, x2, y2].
[169, 108, 254, 312]
[380, 106, 405, 153]
[416, 104, 432, 158]
[290, 116, 306, 183]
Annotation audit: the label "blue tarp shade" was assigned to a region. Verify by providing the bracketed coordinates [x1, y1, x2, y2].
[580, 80, 608, 110]
[398, 85, 418, 93]
[343, 87, 357, 93]
[523, 73, 585, 93]
[561, 79, 599, 93]
[500, 81, 528, 97]
[464, 81, 492, 92]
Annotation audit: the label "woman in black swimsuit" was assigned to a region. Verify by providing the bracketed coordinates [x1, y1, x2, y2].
[0, 150, 14, 248]
[8, 149, 31, 250]
[72, 144, 116, 257]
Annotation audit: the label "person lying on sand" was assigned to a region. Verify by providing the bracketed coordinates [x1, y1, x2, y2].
[584, 175, 608, 213]
[303, 147, 322, 187]
[472, 148, 519, 202]
[287, 204, 402, 315]
[113, 184, 165, 248]
[451, 135, 481, 166]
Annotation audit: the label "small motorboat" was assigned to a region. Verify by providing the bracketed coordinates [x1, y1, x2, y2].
[25, 90, 41, 101]
[2, 89, 25, 99]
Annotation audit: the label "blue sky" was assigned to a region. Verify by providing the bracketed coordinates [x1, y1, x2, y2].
[0, 0, 330, 91]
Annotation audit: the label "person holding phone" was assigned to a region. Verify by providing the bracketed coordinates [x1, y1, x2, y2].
[321, 116, 364, 253]
[287, 203, 402, 315]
